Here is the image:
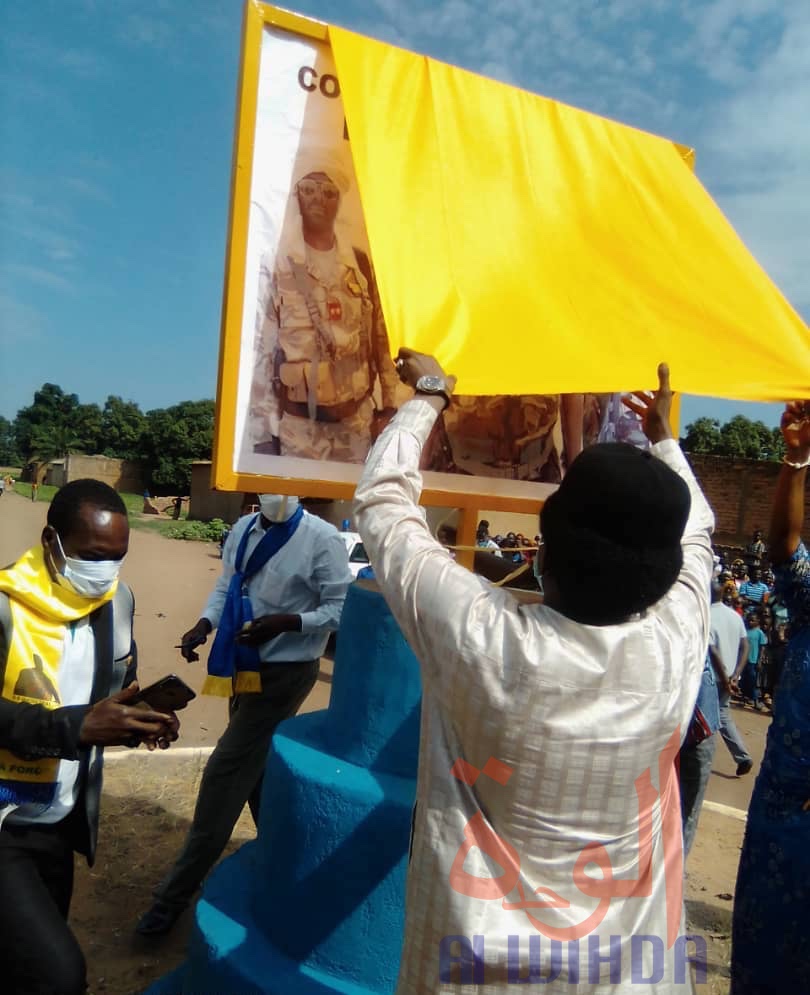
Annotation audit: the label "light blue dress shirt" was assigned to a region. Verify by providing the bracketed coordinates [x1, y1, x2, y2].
[203, 511, 351, 663]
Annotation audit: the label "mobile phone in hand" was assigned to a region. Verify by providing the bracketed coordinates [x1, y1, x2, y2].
[131, 674, 196, 712]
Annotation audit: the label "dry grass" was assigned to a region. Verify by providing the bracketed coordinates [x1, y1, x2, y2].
[72, 754, 255, 995]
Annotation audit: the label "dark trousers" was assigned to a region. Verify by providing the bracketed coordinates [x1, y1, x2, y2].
[155, 659, 319, 908]
[740, 662, 761, 704]
[0, 818, 86, 995]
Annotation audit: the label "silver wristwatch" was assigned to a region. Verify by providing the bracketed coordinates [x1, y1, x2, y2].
[414, 374, 452, 410]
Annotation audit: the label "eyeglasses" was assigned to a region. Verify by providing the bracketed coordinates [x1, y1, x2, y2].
[297, 179, 340, 200]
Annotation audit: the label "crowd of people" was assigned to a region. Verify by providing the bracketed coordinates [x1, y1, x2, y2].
[1, 355, 808, 994]
[475, 521, 542, 565]
[712, 536, 790, 712]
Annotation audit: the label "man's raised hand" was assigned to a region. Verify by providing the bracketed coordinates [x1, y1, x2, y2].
[780, 401, 810, 462]
[394, 348, 457, 394]
[622, 362, 674, 445]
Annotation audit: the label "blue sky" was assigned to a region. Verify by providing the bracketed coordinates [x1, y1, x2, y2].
[1, 0, 807, 430]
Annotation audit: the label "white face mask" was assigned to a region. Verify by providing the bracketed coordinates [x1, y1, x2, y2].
[54, 532, 123, 598]
[258, 494, 299, 523]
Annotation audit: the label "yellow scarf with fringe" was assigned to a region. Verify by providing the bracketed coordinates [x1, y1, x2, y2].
[0, 546, 116, 807]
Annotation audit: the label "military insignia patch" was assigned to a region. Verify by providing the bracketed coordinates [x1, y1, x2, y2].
[327, 298, 342, 321]
[345, 269, 363, 297]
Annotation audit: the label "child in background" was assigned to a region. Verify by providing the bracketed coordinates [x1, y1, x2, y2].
[741, 613, 768, 711]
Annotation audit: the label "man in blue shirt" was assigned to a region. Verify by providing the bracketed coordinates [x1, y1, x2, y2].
[136, 495, 351, 936]
[739, 566, 770, 607]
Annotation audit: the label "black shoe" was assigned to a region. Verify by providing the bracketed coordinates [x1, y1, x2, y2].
[736, 759, 753, 776]
[136, 899, 185, 937]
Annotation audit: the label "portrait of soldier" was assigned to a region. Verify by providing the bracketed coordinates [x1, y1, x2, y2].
[431, 391, 647, 481]
[249, 148, 399, 462]
[437, 393, 586, 482]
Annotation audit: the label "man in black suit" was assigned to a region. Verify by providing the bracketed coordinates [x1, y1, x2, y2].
[0, 479, 178, 994]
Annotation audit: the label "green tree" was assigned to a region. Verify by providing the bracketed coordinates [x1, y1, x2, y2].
[13, 384, 108, 461]
[0, 415, 19, 465]
[770, 427, 786, 462]
[719, 416, 777, 460]
[142, 399, 215, 493]
[681, 417, 722, 454]
[15, 384, 82, 460]
[100, 396, 147, 460]
[71, 403, 104, 454]
[682, 414, 785, 462]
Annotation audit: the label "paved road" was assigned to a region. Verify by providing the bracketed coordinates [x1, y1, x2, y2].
[0, 487, 765, 811]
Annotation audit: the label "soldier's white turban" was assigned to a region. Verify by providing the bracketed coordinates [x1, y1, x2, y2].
[293, 146, 352, 194]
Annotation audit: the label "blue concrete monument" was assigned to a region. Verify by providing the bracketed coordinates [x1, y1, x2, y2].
[150, 581, 422, 994]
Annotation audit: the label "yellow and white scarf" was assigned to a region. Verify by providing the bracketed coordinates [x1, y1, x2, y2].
[0, 546, 116, 806]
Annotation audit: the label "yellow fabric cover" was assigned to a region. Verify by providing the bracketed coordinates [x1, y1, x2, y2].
[0, 547, 116, 792]
[329, 27, 808, 401]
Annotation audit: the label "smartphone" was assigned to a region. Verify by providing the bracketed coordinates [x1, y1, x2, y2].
[131, 674, 196, 712]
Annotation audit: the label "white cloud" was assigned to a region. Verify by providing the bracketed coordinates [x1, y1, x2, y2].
[0, 292, 45, 345]
[8, 35, 107, 78]
[0, 183, 83, 272]
[63, 176, 111, 203]
[1, 263, 74, 292]
[120, 13, 174, 50]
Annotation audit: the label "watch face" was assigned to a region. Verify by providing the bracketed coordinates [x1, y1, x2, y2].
[417, 375, 444, 392]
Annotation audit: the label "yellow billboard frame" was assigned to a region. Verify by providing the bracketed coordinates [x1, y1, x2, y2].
[212, 0, 678, 553]
[212, 2, 333, 500]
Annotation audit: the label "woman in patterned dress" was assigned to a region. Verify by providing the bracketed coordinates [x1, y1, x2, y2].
[731, 401, 810, 993]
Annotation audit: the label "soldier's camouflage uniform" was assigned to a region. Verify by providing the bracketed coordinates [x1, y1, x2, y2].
[250, 234, 399, 463]
[441, 394, 562, 482]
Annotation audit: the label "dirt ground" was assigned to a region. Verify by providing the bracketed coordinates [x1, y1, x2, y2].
[0, 490, 768, 994]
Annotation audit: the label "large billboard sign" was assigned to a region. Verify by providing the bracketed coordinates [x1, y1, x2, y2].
[213, 5, 647, 511]
[213, 3, 805, 512]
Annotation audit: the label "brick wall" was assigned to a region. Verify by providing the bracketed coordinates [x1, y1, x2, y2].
[686, 453, 810, 545]
[187, 454, 810, 547]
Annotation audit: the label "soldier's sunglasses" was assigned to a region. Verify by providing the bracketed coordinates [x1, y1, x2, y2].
[297, 180, 340, 200]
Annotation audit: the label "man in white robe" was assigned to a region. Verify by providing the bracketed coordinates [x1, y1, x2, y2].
[354, 352, 713, 994]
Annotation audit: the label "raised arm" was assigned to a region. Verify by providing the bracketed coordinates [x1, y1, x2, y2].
[623, 365, 715, 648]
[353, 350, 510, 706]
[769, 401, 810, 565]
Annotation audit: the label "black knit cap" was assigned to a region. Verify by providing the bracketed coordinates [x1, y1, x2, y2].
[548, 442, 690, 550]
[540, 443, 691, 623]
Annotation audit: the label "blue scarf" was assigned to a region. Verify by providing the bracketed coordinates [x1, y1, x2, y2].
[202, 507, 303, 696]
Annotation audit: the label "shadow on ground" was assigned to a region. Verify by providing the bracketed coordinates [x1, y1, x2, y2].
[72, 757, 256, 995]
